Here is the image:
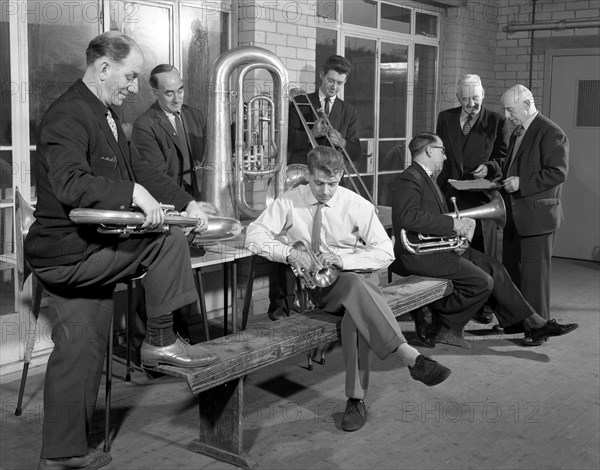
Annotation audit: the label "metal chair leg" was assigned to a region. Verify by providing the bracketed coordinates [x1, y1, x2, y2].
[104, 317, 113, 453]
[15, 275, 43, 416]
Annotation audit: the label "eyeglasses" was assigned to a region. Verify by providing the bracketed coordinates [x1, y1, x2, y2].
[429, 145, 446, 154]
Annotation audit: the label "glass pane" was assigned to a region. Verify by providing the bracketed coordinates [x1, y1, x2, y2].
[381, 3, 411, 34]
[315, 28, 337, 91]
[343, 0, 376, 28]
[377, 173, 401, 207]
[27, 0, 99, 145]
[1, 13, 10, 146]
[0, 206, 14, 256]
[378, 140, 406, 172]
[344, 36, 376, 139]
[317, 0, 337, 20]
[416, 12, 438, 38]
[379, 42, 408, 138]
[0, 260, 16, 317]
[413, 44, 438, 136]
[181, 5, 229, 117]
[1, 151, 12, 202]
[343, 174, 373, 201]
[351, 140, 373, 174]
[111, 1, 171, 132]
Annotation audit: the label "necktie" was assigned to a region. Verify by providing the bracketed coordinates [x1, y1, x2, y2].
[324, 97, 331, 116]
[175, 112, 192, 186]
[505, 125, 525, 175]
[462, 114, 472, 135]
[311, 202, 324, 253]
[106, 110, 119, 141]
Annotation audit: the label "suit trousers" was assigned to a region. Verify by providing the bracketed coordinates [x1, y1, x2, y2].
[34, 229, 197, 458]
[502, 216, 555, 320]
[429, 248, 534, 331]
[309, 271, 405, 400]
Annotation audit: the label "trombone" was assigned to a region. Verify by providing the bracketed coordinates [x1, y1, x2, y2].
[289, 88, 377, 210]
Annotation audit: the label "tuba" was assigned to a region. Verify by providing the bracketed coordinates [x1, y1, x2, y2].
[200, 45, 289, 220]
[400, 191, 506, 255]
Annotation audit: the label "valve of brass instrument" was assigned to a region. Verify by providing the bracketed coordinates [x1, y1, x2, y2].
[288, 240, 339, 289]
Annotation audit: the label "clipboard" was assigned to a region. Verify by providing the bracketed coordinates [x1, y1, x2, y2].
[448, 179, 502, 191]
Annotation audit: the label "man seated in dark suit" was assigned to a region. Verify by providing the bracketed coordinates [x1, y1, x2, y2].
[25, 32, 218, 470]
[269, 55, 361, 321]
[131, 64, 207, 199]
[390, 132, 577, 349]
[436, 74, 507, 324]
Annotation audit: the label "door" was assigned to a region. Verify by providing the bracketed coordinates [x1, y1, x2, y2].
[546, 50, 600, 261]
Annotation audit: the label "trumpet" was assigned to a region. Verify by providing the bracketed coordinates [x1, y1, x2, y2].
[288, 240, 339, 289]
[400, 191, 506, 255]
[68, 204, 243, 244]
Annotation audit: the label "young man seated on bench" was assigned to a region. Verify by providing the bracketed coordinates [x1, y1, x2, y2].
[245, 145, 451, 432]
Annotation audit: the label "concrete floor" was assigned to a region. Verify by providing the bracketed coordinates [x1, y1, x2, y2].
[1, 257, 598, 470]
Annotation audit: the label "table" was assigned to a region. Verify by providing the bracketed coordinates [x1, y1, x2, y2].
[190, 234, 253, 338]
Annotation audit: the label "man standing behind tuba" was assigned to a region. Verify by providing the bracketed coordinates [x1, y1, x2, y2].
[246, 146, 452, 432]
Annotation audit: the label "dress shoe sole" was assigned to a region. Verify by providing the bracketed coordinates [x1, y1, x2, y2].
[141, 357, 218, 368]
[521, 336, 546, 347]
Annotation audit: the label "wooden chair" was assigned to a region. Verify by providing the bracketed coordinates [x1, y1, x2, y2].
[12, 187, 116, 452]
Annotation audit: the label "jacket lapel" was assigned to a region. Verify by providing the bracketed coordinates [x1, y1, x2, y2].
[447, 108, 464, 173]
[415, 163, 448, 213]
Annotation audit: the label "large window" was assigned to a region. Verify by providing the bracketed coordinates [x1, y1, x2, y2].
[316, 1, 439, 207]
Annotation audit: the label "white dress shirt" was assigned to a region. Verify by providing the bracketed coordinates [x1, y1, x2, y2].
[245, 184, 394, 271]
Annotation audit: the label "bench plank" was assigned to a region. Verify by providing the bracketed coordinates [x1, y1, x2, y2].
[155, 275, 453, 395]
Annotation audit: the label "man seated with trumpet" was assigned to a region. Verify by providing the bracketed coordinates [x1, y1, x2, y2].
[246, 145, 451, 432]
[390, 132, 578, 349]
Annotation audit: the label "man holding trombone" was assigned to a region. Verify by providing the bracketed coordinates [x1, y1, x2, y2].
[390, 132, 577, 349]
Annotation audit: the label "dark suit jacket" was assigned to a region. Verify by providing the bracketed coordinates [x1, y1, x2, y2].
[436, 106, 506, 207]
[391, 163, 461, 277]
[131, 102, 206, 198]
[485, 113, 568, 236]
[288, 91, 361, 165]
[25, 79, 193, 268]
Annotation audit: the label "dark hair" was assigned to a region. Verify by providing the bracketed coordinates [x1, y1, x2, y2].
[149, 64, 179, 89]
[322, 55, 351, 76]
[307, 146, 345, 176]
[408, 132, 439, 157]
[85, 31, 140, 66]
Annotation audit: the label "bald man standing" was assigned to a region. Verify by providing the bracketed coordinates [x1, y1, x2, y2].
[474, 84, 569, 345]
[435, 74, 507, 324]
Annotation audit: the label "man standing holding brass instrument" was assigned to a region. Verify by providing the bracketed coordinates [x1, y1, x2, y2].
[246, 146, 452, 433]
[288, 55, 361, 165]
[390, 132, 577, 350]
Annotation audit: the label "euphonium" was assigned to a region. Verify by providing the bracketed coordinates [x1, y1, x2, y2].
[400, 191, 506, 255]
[68, 205, 242, 244]
[288, 240, 339, 289]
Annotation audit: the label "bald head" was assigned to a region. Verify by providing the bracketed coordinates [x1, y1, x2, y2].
[501, 84, 537, 127]
[456, 74, 484, 116]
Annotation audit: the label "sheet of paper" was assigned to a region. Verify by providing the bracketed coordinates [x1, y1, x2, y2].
[448, 179, 502, 191]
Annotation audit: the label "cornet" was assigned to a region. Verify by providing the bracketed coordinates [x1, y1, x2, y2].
[400, 191, 506, 255]
[288, 240, 339, 289]
[69, 204, 243, 244]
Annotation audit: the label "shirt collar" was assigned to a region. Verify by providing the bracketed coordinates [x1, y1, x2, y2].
[461, 107, 480, 123]
[416, 161, 434, 178]
[302, 183, 339, 208]
[318, 90, 336, 107]
[521, 111, 538, 131]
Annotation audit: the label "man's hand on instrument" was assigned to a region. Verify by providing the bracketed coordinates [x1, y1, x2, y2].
[182, 200, 209, 233]
[311, 116, 329, 138]
[503, 176, 520, 193]
[327, 129, 346, 149]
[132, 183, 164, 229]
[471, 164, 488, 179]
[317, 243, 343, 269]
[287, 245, 315, 285]
[453, 217, 476, 239]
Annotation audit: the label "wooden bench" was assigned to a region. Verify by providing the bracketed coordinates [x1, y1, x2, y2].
[155, 275, 453, 469]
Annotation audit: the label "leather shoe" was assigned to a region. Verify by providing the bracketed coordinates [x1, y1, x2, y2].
[341, 398, 367, 431]
[521, 336, 546, 347]
[409, 355, 451, 386]
[38, 450, 111, 470]
[410, 308, 435, 348]
[493, 322, 525, 334]
[141, 337, 219, 368]
[473, 308, 494, 324]
[434, 325, 472, 349]
[528, 319, 579, 342]
[268, 306, 288, 321]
